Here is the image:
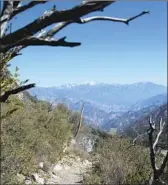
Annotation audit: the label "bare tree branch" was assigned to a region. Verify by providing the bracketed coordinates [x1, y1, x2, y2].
[125, 131, 148, 150]
[0, 83, 35, 102]
[0, 1, 113, 51]
[153, 118, 166, 152]
[159, 151, 168, 175]
[78, 10, 150, 25]
[0, 1, 21, 35]
[6, 10, 149, 60]
[39, 22, 72, 39]
[21, 36, 81, 48]
[148, 116, 157, 172]
[1, 1, 20, 18]
[38, 10, 149, 40]
[124, 10, 150, 25]
[1, 108, 19, 119]
[0, 1, 14, 37]
[2, 37, 81, 52]
[74, 103, 85, 138]
[1, 22, 72, 60]
[147, 116, 168, 185]
[1, 1, 10, 17]
[127, 116, 167, 185]
[0, 1, 47, 24]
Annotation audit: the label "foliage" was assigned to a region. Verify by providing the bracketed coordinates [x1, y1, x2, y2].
[83, 136, 152, 185]
[0, 53, 19, 95]
[1, 96, 74, 184]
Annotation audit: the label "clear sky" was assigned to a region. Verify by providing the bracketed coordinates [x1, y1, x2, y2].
[9, 1, 167, 87]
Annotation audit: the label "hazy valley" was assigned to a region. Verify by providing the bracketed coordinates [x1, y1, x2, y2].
[29, 82, 167, 131]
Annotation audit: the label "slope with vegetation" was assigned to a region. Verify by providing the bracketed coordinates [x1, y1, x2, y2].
[1, 93, 168, 185]
[1, 93, 77, 184]
[83, 136, 152, 184]
[82, 107, 168, 185]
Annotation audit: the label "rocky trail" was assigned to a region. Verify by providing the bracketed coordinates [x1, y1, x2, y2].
[18, 153, 92, 184]
[47, 154, 92, 184]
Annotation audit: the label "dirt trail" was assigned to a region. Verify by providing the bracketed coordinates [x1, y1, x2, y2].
[46, 154, 92, 184]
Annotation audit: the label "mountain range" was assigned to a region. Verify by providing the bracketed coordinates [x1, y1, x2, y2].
[29, 82, 167, 129]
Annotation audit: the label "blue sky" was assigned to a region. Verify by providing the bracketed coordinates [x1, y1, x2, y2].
[9, 1, 167, 87]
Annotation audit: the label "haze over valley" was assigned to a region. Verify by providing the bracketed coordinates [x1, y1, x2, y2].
[29, 82, 167, 131]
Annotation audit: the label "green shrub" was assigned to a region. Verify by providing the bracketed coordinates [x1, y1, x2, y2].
[1, 97, 73, 184]
[83, 136, 151, 185]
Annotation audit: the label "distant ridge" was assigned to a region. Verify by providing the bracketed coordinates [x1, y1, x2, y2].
[29, 82, 167, 127]
[38, 82, 166, 89]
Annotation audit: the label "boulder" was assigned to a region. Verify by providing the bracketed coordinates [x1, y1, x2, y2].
[53, 163, 63, 172]
[32, 173, 44, 184]
[39, 162, 44, 169]
[43, 162, 53, 173]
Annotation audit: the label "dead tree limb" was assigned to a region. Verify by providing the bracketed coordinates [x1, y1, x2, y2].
[2, 37, 81, 52]
[153, 118, 166, 152]
[0, 1, 113, 50]
[78, 10, 150, 25]
[125, 131, 148, 150]
[1, 1, 47, 24]
[0, 83, 35, 102]
[148, 116, 168, 185]
[126, 116, 167, 185]
[159, 151, 168, 176]
[5, 9, 149, 61]
[0, 1, 150, 53]
[74, 103, 85, 138]
[0, 1, 21, 37]
[0, 108, 19, 119]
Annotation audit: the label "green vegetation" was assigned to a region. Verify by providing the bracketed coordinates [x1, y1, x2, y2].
[0, 54, 19, 96]
[1, 95, 76, 184]
[83, 136, 152, 185]
[1, 93, 167, 185]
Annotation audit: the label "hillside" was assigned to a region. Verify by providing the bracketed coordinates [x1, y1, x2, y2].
[1, 92, 109, 184]
[102, 104, 159, 130]
[100, 92, 167, 130]
[123, 103, 168, 148]
[131, 93, 167, 111]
